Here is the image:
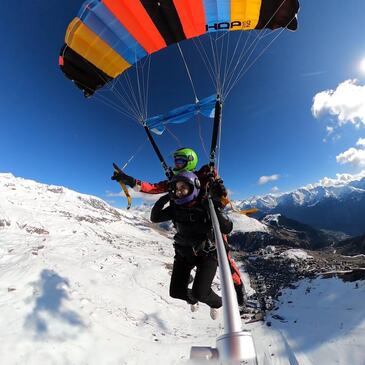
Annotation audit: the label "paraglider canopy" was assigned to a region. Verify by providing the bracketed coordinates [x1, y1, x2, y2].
[59, 0, 300, 177]
[59, 0, 299, 98]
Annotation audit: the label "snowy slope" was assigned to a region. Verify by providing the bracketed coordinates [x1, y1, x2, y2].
[0, 173, 222, 364]
[1, 173, 364, 365]
[252, 276, 365, 365]
[230, 211, 268, 234]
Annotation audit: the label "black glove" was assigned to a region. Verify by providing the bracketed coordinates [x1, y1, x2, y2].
[156, 193, 170, 206]
[111, 170, 136, 188]
[210, 178, 227, 201]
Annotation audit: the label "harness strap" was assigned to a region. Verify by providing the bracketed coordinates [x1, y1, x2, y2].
[143, 124, 173, 179]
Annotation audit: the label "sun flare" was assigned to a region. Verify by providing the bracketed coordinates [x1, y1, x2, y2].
[360, 57, 365, 74]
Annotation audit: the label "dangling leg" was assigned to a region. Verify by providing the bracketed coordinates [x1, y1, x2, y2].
[169, 253, 197, 304]
[191, 254, 222, 309]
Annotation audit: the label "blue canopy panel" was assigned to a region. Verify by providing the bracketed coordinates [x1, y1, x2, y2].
[145, 95, 217, 135]
[203, 0, 230, 32]
[78, 0, 147, 65]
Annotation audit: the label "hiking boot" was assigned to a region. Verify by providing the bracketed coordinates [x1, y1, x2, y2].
[210, 307, 219, 320]
[190, 303, 199, 312]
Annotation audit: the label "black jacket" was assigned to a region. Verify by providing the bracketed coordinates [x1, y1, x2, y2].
[151, 194, 233, 252]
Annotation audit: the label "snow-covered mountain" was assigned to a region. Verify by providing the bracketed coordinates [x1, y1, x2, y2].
[239, 178, 365, 209]
[236, 177, 365, 236]
[228, 213, 344, 252]
[1, 172, 365, 365]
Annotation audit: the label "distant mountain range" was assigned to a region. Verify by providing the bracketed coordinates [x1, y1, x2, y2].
[2, 172, 365, 256]
[228, 213, 347, 252]
[236, 177, 365, 236]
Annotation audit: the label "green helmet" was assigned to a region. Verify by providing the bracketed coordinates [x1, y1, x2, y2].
[173, 147, 198, 174]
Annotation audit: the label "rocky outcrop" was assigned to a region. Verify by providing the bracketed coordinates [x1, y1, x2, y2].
[335, 234, 365, 256]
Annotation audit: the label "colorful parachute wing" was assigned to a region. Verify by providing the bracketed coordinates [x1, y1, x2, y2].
[59, 0, 299, 97]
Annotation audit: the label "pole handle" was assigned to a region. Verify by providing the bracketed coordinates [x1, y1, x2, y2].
[113, 162, 132, 210]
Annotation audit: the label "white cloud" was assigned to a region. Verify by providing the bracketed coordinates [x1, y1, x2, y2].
[226, 189, 235, 196]
[312, 79, 365, 127]
[356, 137, 365, 147]
[258, 174, 280, 185]
[306, 170, 365, 188]
[105, 199, 117, 205]
[326, 126, 334, 135]
[271, 186, 280, 193]
[336, 147, 365, 167]
[323, 126, 342, 143]
[106, 190, 165, 203]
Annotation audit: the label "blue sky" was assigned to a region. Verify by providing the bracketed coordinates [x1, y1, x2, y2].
[1, 1, 365, 208]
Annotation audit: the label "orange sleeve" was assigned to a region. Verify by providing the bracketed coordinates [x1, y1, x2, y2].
[137, 180, 169, 194]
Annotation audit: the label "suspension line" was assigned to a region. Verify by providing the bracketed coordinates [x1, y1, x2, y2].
[177, 43, 199, 103]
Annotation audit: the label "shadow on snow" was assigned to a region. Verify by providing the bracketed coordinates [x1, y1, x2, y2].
[24, 269, 86, 340]
[140, 312, 169, 332]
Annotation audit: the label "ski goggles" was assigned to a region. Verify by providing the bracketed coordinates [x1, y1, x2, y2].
[174, 156, 188, 167]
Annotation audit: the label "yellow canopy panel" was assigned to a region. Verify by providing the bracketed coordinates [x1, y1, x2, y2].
[65, 18, 130, 78]
[230, 0, 262, 30]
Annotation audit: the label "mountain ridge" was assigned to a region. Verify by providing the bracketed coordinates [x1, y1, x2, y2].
[235, 176, 365, 235]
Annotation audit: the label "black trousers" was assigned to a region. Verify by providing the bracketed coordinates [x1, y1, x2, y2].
[235, 283, 245, 306]
[169, 251, 222, 309]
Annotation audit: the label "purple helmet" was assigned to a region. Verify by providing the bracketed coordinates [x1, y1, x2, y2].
[171, 171, 201, 205]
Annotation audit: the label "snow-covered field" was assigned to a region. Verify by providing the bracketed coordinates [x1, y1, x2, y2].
[252, 276, 365, 365]
[1, 173, 364, 364]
